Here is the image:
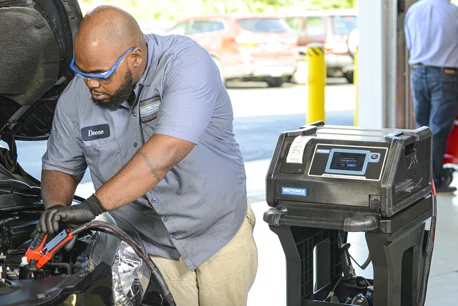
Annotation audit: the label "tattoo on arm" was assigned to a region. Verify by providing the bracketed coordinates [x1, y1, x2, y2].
[139, 152, 161, 181]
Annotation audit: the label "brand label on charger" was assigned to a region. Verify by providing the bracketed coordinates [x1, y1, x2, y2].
[282, 187, 307, 196]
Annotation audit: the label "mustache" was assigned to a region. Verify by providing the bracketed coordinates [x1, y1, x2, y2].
[91, 90, 108, 95]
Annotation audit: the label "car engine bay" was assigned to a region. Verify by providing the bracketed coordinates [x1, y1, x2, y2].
[0, 178, 172, 306]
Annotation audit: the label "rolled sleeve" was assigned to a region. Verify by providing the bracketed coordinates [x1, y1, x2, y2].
[42, 97, 86, 176]
[155, 50, 219, 144]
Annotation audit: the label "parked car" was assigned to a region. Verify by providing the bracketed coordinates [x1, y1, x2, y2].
[283, 10, 358, 83]
[139, 21, 175, 35]
[165, 14, 300, 87]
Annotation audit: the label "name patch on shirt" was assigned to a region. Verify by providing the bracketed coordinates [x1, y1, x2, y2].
[140, 96, 161, 123]
[81, 124, 110, 141]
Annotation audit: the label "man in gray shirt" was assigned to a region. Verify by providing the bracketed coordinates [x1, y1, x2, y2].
[36, 5, 258, 305]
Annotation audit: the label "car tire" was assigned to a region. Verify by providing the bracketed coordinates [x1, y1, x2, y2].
[266, 77, 285, 88]
[212, 57, 226, 86]
[344, 70, 354, 84]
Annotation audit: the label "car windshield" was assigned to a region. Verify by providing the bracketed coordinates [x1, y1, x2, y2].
[237, 18, 291, 33]
[332, 15, 357, 35]
[305, 16, 325, 36]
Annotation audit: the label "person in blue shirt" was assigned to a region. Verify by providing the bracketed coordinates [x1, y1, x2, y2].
[35, 5, 258, 305]
[405, 0, 458, 193]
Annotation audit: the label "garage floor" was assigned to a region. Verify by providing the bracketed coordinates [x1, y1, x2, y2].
[248, 184, 458, 306]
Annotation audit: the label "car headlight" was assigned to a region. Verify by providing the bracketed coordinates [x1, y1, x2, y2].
[112, 241, 147, 305]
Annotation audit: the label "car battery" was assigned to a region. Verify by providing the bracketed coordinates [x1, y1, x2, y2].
[264, 122, 436, 306]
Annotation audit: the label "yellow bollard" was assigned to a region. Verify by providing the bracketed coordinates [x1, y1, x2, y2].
[354, 48, 359, 126]
[306, 43, 326, 124]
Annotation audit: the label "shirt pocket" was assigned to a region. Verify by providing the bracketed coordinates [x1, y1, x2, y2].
[82, 138, 123, 183]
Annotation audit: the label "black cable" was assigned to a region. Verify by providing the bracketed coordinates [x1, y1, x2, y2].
[72, 221, 176, 306]
[338, 230, 371, 271]
[349, 253, 371, 271]
[46, 262, 72, 275]
[332, 277, 343, 292]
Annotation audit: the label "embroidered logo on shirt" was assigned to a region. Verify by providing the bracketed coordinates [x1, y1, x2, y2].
[140, 96, 161, 123]
[81, 124, 110, 141]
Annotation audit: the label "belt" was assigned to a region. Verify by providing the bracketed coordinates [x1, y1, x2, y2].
[412, 64, 458, 74]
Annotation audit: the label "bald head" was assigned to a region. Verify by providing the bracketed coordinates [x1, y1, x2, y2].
[72, 6, 148, 107]
[75, 5, 143, 58]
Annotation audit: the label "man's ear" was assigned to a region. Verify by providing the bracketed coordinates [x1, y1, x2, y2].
[131, 47, 143, 68]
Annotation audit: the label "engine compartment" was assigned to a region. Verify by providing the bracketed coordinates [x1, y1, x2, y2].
[1, 208, 41, 268]
[0, 207, 95, 282]
[0, 157, 164, 305]
[0, 200, 161, 306]
[0, 160, 95, 288]
[0, 205, 115, 306]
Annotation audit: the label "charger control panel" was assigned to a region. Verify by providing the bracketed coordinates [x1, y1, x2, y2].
[308, 144, 388, 181]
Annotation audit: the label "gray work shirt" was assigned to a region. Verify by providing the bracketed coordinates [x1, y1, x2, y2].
[42, 34, 247, 270]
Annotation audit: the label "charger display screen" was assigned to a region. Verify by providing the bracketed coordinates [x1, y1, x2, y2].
[329, 152, 366, 172]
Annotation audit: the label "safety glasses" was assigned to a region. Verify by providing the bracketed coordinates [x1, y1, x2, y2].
[70, 47, 135, 85]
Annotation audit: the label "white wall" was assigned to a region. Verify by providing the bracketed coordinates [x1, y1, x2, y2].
[357, 0, 386, 129]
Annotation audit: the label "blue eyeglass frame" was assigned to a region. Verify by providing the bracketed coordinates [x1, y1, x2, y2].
[70, 47, 135, 80]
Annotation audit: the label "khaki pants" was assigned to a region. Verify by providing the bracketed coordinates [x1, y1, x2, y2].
[149, 203, 258, 306]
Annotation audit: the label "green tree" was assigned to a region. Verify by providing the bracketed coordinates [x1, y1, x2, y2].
[308, 0, 356, 10]
[78, 0, 358, 22]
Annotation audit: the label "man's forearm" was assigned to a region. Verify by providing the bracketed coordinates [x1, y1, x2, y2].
[41, 170, 83, 209]
[95, 134, 195, 211]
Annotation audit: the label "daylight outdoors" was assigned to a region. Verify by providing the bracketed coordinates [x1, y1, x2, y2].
[3, 0, 458, 305]
[78, 0, 357, 21]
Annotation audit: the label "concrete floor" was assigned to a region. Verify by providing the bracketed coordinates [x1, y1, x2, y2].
[248, 176, 458, 306]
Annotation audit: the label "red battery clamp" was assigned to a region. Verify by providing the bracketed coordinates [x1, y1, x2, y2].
[25, 229, 74, 269]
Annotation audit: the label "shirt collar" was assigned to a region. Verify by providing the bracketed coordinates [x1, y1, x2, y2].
[138, 34, 152, 87]
[122, 35, 152, 110]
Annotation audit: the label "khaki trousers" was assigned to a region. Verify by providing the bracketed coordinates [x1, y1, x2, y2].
[149, 203, 258, 306]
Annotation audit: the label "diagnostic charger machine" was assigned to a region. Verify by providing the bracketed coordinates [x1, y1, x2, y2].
[264, 122, 436, 306]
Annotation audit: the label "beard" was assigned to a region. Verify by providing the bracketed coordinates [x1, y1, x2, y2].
[92, 69, 136, 111]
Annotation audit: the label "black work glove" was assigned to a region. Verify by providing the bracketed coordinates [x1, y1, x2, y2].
[31, 204, 64, 239]
[32, 204, 77, 252]
[36, 194, 106, 235]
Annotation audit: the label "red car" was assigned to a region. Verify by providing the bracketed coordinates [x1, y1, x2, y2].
[165, 14, 299, 87]
[284, 10, 358, 83]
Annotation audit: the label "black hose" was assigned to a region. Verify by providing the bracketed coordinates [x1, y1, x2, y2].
[46, 262, 73, 275]
[72, 221, 176, 306]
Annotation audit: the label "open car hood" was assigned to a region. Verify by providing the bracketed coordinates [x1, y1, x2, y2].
[0, 0, 82, 141]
